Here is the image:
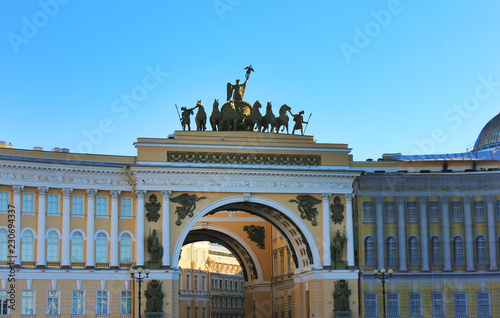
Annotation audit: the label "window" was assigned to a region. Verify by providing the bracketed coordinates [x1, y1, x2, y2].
[474, 200, 486, 220]
[47, 230, 59, 262]
[407, 201, 418, 221]
[21, 229, 34, 262]
[186, 274, 190, 289]
[186, 306, 190, 317]
[47, 290, 60, 315]
[409, 237, 419, 266]
[273, 251, 278, 276]
[0, 290, 8, 314]
[387, 293, 399, 317]
[451, 201, 463, 221]
[363, 201, 374, 221]
[202, 307, 206, 318]
[280, 250, 285, 276]
[22, 290, 34, 315]
[386, 237, 397, 266]
[476, 236, 487, 266]
[454, 292, 467, 316]
[453, 237, 464, 266]
[121, 197, 132, 216]
[364, 293, 376, 317]
[0, 192, 9, 211]
[497, 199, 500, 220]
[22, 193, 34, 212]
[431, 236, 441, 266]
[96, 196, 108, 216]
[96, 233, 108, 263]
[72, 290, 84, 314]
[432, 292, 445, 316]
[185, 247, 191, 261]
[201, 250, 206, 261]
[47, 194, 59, 214]
[0, 229, 7, 261]
[478, 292, 490, 316]
[72, 195, 84, 215]
[365, 237, 375, 266]
[121, 291, 132, 315]
[194, 274, 198, 290]
[429, 200, 440, 221]
[71, 232, 84, 262]
[201, 276, 206, 291]
[96, 290, 108, 314]
[120, 233, 132, 263]
[385, 201, 396, 221]
[194, 249, 198, 262]
[409, 293, 422, 316]
[195, 306, 199, 317]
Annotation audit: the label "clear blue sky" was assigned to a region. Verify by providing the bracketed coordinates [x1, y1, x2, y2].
[1, 1, 500, 161]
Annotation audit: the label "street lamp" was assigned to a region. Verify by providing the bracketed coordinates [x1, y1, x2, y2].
[373, 268, 393, 318]
[130, 267, 150, 318]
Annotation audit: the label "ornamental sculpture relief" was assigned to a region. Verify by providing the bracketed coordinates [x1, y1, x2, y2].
[289, 194, 322, 226]
[169, 193, 206, 225]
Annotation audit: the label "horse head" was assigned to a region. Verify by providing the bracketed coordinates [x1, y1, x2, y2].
[279, 104, 291, 116]
[253, 100, 262, 109]
[196, 100, 204, 109]
[213, 99, 219, 109]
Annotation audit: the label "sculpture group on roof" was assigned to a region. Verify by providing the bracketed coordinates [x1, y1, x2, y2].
[175, 65, 310, 134]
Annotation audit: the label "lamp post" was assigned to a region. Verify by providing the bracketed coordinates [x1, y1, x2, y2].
[373, 268, 393, 318]
[130, 267, 150, 318]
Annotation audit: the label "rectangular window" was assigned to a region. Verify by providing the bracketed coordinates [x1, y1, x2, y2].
[186, 274, 190, 290]
[386, 238, 397, 266]
[387, 293, 399, 317]
[194, 274, 198, 290]
[455, 292, 467, 316]
[474, 200, 486, 220]
[47, 194, 59, 214]
[385, 201, 396, 221]
[186, 306, 190, 317]
[202, 307, 206, 318]
[72, 195, 84, 215]
[194, 249, 199, 262]
[407, 201, 418, 221]
[478, 292, 490, 316]
[96, 196, 108, 216]
[0, 290, 7, 315]
[451, 201, 463, 221]
[409, 293, 422, 316]
[96, 290, 109, 314]
[72, 290, 84, 314]
[121, 291, 132, 315]
[22, 290, 34, 315]
[364, 293, 376, 317]
[429, 200, 440, 221]
[201, 250, 206, 261]
[201, 276, 206, 291]
[363, 201, 374, 221]
[22, 193, 34, 212]
[496, 199, 500, 220]
[432, 292, 445, 316]
[47, 290, 60, 315]
[0, 192, 9, 211]
[121, 197, 132, 216]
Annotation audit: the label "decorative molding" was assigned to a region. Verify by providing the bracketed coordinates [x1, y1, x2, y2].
[146, 194, 161, 223]
[344, 193, 354, 201]
[12, 185, 24, 194]
[330, 196, 345, 225]
[110, 190, 121, 199]
[86, 189, 98, 198]
[135, 190, 146, 198]
[37, 186, 48, 196]
[62, 188, 73, 197]
[289, 195, 322, 226]
[170, 193, 206, 226]
[243, 225, 266, 249]
[321, 193, 331, 202]
[243, 192, 251, 202]
[161, 190, 171, 199]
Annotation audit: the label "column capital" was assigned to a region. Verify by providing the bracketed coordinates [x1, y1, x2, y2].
[486, 195, 495, 204]
[375, 196, 384, 205]
[86, 189, 98, 198]
[110, 190, 121, 199]
[418, 196, 427, 205]
[12, 185, 24, 194]
[463, 196, 472, 205]
[62, 188, 73, 197]
[161, 190, 172, 199]
[440, 195, 450, 204]
[37, 186, 49, 196]
[344, 193, 354, 201]
[135, 190, 146, 198]
[396, 196, 405, 205]
[321, 193, 331, 202]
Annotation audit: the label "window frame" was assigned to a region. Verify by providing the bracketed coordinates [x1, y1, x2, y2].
[120, 290, 132, 315]
[454, 292, 467, 316]
[96, 290, 109, 315]
[120, 233, 132, 263]
[406, 201, 418, 222]
[431, 236, 441, 266]
[451, 201, 463, 222]
[429, 200, 440, 222]
[408, 237, 419, 266]
[72, 195, 84, 215]
[22, 192, 34, 213]
[384, 201, 396, 221]
[477, 292, 491, 316]
[96, 196, 108, 216]
[47, 194, 60, 214]
[21, 229, 35, 262]
[432, 292, 445, 317]
[47, 230, 60, 262]
[473, 200, 486, 220]
[22, 290, 35, 315]
[386, 236, 397, 267]
[0, 290, 8, 315]
[121, 197, 132, 217]
[72, 290, 84, 314]
[387, 292, 399, 317]
[409, 292, 422, 317]
[364, 292, 377, 317]
[46, 290, 60, 315]
[95, 232, 108, 263]
[71, 231, 84, 263]
[365, 236, 375, 266]
[453, 236, 465, 266]
[363, 201, 374, 221]
[476, 235, 487, 266]
[0, 192, 9, 212]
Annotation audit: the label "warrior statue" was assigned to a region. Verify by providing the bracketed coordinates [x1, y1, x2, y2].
[147, 230, 162, 261]
[332, 230, 346, 263]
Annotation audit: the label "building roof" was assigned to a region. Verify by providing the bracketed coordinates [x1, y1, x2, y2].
[473, 112, 500, 151]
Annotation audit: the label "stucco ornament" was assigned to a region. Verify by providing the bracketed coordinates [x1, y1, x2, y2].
[170, 193, 207, 225]
[145, 280, 164, 313]
[243, 225, 266, 249]
[145, 194, 161, 223]
[289, 194, 322, 226]
[330, 195, 345, 224]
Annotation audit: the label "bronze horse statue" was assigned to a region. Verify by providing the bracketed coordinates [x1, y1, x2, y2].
[195, 100, 207, 131]
[209, 99, 221, 131]
[245, 100, 263, 131]
[220, 101, 238, 131]
[275, 104, 291, 134]
[260, 102, 276, 133]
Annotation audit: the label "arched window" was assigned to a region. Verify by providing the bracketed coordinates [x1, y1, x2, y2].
[408, 237, 419, 266]
[21, 229, 35, 262]
[365, 237, 375, 266]
[453, 237, 464, 266]
[47, 230, 59, 262]
[431, 237, 441, 266]
[71, 232, 84, 262]
[0, 229, 8, 261]
[120, 233, 132, 263]
[96, 233, 108, 263]
[476, 236, 487, 266]
[386, 237, 397, 266]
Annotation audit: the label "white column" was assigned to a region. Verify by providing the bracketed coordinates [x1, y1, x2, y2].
[110, 190, 120, 268]
[419, 196, 430, 271]
[162, 190, 171, 268]
[321, 193, 331, 267]
[12, 185, 23, 266]
[486, 195, 498, 270]
[345, 194, 355, 267]
[86, 189, 97, 268]
[441, 196, 452, 271]
[397, 196, 407, 271]
[463, 196, 474, 271]
[135, 190, 146, 267]
[61, 188, 73, 268]
[375, 196, 384, 269]
[36, 187, 48, 268]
